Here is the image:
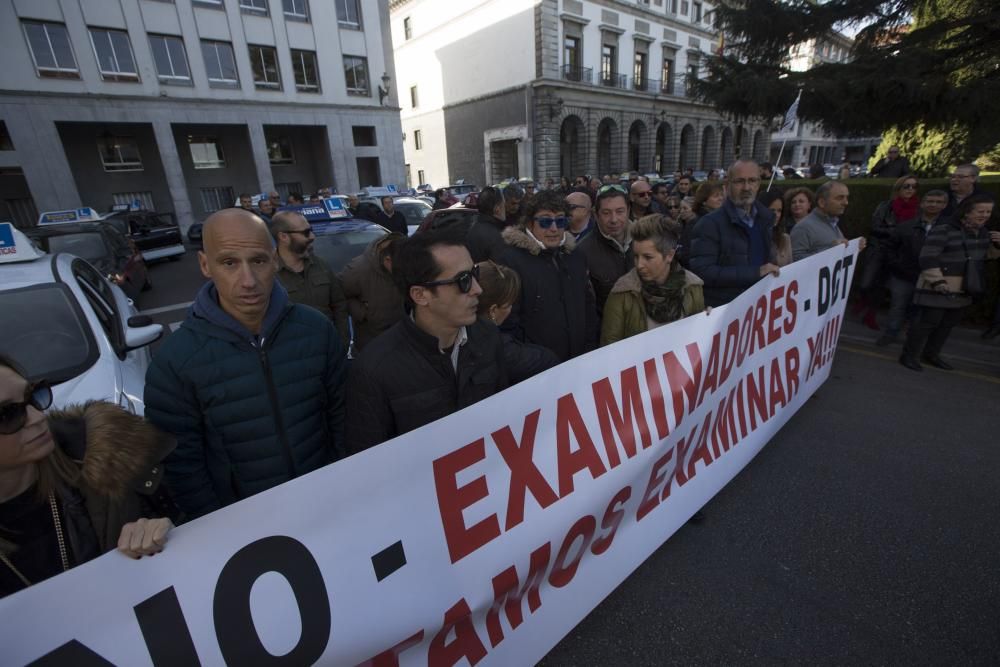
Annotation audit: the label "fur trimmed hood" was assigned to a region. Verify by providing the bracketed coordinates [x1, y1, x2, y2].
[502, 225, 577, 256]
[47, 402, 175, 498]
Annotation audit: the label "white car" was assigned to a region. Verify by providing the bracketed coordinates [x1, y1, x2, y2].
[0, 223, 163, 415]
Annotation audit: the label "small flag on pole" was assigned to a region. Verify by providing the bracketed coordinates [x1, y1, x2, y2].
[780, 91, 801, 133]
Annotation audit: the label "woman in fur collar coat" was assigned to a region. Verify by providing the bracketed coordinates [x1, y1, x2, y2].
[498, 190, 598, 362]
[0, 354, 178, 598]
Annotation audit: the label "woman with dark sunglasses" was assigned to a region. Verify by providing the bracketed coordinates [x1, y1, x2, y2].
[500, 190, 598, 362]
[0, 355, 178, 598]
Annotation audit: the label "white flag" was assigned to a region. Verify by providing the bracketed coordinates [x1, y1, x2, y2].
[780, 91, 801, 133]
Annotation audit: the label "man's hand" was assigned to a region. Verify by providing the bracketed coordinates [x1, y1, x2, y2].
[759, 263, 780, 278]
[933, 281, 951, 295]
[989, 231, 1000, 245]
[117, 518, 173, 559]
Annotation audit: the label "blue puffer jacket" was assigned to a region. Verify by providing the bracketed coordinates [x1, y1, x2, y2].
[144, 281, 345, 518]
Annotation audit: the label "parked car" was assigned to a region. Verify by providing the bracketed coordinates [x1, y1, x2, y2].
[101, 207, 185, 262]
[25, 221, 150, 302]
[310, 220, 389, 273]
[393, 197, 433, 229]
[0, 223, 163, 414]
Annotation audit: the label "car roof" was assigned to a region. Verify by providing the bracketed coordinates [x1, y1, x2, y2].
[25, 222, 112, 237]
[0, 252, 59, 289]
[311, 220, 386, 235]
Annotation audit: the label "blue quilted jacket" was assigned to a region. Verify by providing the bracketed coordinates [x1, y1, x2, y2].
[144, 281, 345, 518]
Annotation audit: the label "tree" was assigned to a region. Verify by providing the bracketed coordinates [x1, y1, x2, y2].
[694, 1, 1000, 166]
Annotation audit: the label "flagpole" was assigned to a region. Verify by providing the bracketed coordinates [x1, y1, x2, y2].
[769, 90, 801, 192]
[767, 138, 787, 192]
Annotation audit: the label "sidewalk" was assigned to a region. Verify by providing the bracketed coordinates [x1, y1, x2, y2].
[837, 307, 1000, 378]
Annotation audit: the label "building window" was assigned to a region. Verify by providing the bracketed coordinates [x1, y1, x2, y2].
[267, 137, 295, 165]
[275, 182, 302, 201]
[336, 0, 362, 30]
[149, 34, 190, 82]
[89, 28, 139, 81]
[601, 44, 616, 84]
[22, 21, 79, 79]
[686, 59, 699, 94]
[693, 2, 702, 22]
[239, 0, 268, 15]
[343, 55, 369, 96]
[112, 191, 154, 211]
[291, 49, 319, 92]
[0, 122, 13, 151]
[661, 57, 674, 93]
[564, 36, 580, 70]
[97, 136, 143, 172]
[403, 17, 412, 40]
[417, 169, 425, 185]
[410, 85, 419, 108]
[414, 130, 422, 150]
[670, 0, 678, 12]
[282, 0, 308, 20]
[200, 186, 235, 213]
[201, 40, 239, 86]
[352, 126, 377, 146]
[248, 45, 281, 89]
[188, 136, 226, 169]
[633, 52, 647, 89]
[681, 1, 689, 15]
[193, 0, 224, 6]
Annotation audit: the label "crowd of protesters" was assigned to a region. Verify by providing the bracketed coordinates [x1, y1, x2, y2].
[2, 155, 998, 598]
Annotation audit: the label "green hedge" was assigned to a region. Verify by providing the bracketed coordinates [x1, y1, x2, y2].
[776, 176, 1000, 323]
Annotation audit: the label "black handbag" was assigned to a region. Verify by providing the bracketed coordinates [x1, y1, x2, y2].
[962, 238, 984, 295]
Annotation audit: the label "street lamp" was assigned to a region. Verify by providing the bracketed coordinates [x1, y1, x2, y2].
[378, 73, 391, 105]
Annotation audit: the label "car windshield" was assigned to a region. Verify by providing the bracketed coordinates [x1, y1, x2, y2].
[0, 284, 97, 383]
[45, 233, 109, 264]
[395, 201, 432, 226]
[311, 227, 388, 272]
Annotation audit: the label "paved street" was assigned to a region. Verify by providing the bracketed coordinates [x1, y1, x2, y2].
[139, 252, 1000, 664]
[542, 323, 1000, 665]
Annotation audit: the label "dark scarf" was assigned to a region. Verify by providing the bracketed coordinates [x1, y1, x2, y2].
[891, 195, 919, 223]
[641, 265, 688, 324]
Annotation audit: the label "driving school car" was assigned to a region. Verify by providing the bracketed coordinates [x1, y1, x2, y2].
[0, 223, 163, 415]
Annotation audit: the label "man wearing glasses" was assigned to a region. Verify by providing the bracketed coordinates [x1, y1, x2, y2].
[272, 211, 349, 348]
[942, 164, 992, 218]
[345, 230, 508, 453]
[565, 191, 595, 241]
[145, 208, 347, 518]
[871, 146, 911, 179]
[629, 180, 654, 221]
[689, 160, 781, 307]
[499, 190, 598, 362]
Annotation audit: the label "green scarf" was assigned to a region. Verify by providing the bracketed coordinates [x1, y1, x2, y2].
[641, 266, 688, 324]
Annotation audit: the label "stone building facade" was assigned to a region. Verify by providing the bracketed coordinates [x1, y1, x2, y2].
[0, 0, 404, 230]
[391, 0, 770, 189]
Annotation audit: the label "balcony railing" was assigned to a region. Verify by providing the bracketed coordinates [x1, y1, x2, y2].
[599, 72, 628, 89]
[561, 64, 593, 84]
[631, 76, 661, 94]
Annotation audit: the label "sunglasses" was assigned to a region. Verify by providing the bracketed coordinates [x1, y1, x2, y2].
[900, 183, 918, 189]
[0, 383, 53, 435]
[419, 263, 480, 294]
[598, 184, 628, 196]
[634, 191, 652, 198]
[533, 216, 569, 229]
[285, 228, 315, 237]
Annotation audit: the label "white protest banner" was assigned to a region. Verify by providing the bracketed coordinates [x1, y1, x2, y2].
[0, 242, 859, 666]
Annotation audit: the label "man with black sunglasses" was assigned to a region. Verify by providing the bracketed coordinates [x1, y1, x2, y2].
[345, 229, 508, 454]
[272, 211, 350, 349]
[499, 189, 598, 362]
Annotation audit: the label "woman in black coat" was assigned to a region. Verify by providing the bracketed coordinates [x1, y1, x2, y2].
[0, 354, 178, 598]
[499, 190, 598, 362]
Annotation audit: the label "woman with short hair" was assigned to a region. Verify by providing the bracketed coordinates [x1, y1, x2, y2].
[783, 187, 815, 230]
[601, 215, 706, 346]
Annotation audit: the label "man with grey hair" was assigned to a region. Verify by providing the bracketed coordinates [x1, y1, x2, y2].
[272, 210, 349, 348]
[791, 181, 850, 261]
[689, 159, 780, 306]
[942, 163, 992, 218]
[145, 208, 346, 518]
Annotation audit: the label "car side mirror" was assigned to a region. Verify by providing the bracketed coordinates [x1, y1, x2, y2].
[125, 319, 163, 350]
